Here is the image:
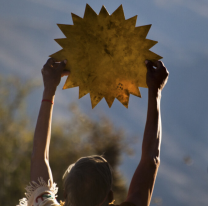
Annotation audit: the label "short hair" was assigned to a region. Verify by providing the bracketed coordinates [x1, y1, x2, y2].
[63, 155, 113, 206]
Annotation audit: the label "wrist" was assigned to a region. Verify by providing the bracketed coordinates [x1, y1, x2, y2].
[148, 87, 162, 99]
[43, 87, 56, 100]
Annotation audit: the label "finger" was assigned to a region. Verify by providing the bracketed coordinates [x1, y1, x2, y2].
[153, 60, 165, 69]
[45, 58, 56, 67]
[57, 59, 67, 74]
[61, 71, 70, 77]
[52, 60, 65, 69]
[154, 61, 169, 78]
[145, 60, 155, 72]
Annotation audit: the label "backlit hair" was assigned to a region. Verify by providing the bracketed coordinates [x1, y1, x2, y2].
[63, 155, 112, 206]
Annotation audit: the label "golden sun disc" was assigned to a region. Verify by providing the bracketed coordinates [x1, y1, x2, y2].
[50, 4, 162, 108]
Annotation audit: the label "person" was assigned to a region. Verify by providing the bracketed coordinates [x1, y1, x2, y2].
[17, 58, 169, 206]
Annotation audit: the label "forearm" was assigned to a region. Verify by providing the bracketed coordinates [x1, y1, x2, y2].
[142, 88, 161, 162]
[126, 60, 168, 206]
[126, 88, 161, 206]
[30, 88, 55, 183]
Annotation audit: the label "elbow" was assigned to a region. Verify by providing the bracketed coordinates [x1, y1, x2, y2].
[142, 146, 161, 167]
[153, 155, 160, 167]
[148, 155, 160, 168]
[141, 153, 161, 168]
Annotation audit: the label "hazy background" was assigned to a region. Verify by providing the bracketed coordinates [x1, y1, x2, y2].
[1, 0, 208, 205]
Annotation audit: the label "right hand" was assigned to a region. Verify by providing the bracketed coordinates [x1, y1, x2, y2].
[41, 58, 70, 90]
[145, 60, 169, 91]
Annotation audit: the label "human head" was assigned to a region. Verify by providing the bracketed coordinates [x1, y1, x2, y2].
[63, 155, 113, 206]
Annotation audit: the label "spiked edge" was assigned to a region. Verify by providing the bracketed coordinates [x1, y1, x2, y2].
[105, 96, 115, 108]
[125, 15, 137, 26]
[84, 4, 98, 19]
[99, 5, 110, 17]
[79, 85, 90, 99]
[111, 5, 125, 20]
[90, 93, 103, 109]
[71, 13, 83, 25]
[135, 24, 152, 39]
[116, 93, 130, 108]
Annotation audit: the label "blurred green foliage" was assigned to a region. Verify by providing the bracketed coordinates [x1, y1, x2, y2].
[0, 76, 34, 206]
[0, 76, 136, 206]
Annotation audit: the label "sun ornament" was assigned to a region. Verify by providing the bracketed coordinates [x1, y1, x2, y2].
[50, 4, 162, 108]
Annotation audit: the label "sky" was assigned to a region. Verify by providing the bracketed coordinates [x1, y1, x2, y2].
[1, 0, 208, 205]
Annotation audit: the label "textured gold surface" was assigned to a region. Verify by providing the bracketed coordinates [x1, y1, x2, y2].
[50, 4, 162, 108]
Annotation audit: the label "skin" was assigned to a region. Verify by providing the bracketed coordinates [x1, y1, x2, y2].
[125, 60, 169, 206]
[30, 58, 169, 206]
[30, 58, 69, 182]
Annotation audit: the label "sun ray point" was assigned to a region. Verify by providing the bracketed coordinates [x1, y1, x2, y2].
[79, 86, 89, 99]
[71, 13, 83, 25]
[111, 4, 125, 20]
[84, 4, 97, 19]
[105, 96, 115, 108]
[90, 93, 103, 109]
[99, 5, 110, 17]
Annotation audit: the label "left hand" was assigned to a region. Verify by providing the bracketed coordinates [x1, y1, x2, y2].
[41, 58, 70, 90]
[145, 60, 169, 91]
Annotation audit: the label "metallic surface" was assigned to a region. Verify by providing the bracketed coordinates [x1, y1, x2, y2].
[50, 4, 162, 108]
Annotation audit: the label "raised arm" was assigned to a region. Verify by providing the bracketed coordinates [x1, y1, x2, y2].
[30, 58, 69, 183]
[126, 60, 169, 206]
